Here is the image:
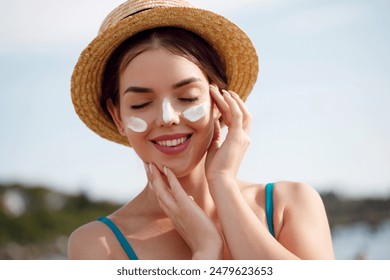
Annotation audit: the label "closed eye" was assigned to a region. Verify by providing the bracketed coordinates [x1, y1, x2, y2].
[178, 97, 199, 103]
[130, 102, 152, 110]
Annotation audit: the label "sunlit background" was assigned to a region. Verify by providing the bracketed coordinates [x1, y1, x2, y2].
[1, 0, 389, 259]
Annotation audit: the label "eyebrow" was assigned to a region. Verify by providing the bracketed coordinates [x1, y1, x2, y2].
[172, 77, 202, 89]
[123, 77, 202, 94]
[123, 86, 154, 94]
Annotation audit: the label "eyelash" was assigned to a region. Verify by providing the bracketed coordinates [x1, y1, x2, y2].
[178, 97, 199, 103]
[130, 102, 152, 110]
[130, 97, 199, 110]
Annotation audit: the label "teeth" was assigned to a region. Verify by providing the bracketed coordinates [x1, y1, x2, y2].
[156, 136, 188, 147]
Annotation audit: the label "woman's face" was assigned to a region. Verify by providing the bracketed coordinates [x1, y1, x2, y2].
[112, 48, 215, 176]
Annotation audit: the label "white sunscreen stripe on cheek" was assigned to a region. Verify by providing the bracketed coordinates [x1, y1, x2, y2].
[162, 97, 173, 123]
[126, 116, 148, 133]
[182, 102, 209, 122]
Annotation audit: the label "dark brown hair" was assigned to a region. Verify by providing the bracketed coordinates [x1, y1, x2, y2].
[101, 27, 227, 120]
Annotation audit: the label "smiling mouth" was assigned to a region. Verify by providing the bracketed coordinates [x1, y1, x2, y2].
[152, 135, 192, 147]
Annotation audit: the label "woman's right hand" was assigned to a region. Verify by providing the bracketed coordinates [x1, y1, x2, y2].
[205, 85, 252, 185]
[145, 163, 223, 259]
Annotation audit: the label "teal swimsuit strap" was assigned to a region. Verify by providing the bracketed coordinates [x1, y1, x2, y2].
[265, 183, 275, 238]
[97, 216, 138, 260]
[97, 184, 275, 259]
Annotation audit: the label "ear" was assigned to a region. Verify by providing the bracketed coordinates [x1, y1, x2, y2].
[107, 99, 126, 136]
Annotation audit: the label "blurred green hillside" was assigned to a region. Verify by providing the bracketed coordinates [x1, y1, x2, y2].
[0, 183, 118, 259]
[1, 182, 389, 259]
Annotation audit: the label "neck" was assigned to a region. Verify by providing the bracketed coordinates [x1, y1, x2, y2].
[142, 155, 216, 217]
[177, 156, 215, 214]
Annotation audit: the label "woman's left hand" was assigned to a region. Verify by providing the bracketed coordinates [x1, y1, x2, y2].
[206, 85, 252, 183]
[145, 163, 223, 259]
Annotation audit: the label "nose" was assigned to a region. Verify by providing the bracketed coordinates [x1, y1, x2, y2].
[156, 97, 180, 126]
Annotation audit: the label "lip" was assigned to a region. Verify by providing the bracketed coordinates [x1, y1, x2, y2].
[150, 133, 192, 142]
[150, 133, 192, 155]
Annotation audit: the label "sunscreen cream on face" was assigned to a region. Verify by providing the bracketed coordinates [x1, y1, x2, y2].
[162, 97, 174, 124]
[127, 116, 148, 133]
[182, 102, 209, 122]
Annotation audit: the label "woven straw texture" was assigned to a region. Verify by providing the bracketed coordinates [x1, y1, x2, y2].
[71, 0, 258, 146]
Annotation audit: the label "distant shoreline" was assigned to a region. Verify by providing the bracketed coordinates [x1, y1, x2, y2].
[1, 183, 390, 260]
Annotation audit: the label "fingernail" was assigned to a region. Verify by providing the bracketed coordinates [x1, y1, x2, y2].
[222, 90, 230, 96]
[149, 163, 153, 173]
[163, 166, 168, 175]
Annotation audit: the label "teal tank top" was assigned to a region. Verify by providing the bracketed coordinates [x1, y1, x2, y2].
[98, 182, 276, 260]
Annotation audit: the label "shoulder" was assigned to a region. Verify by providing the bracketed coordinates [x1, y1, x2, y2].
[271, 181, 326, 227]
[273, 181, 334, 259]
[239, 180, 321, 205]
[68, 219, 117, 260]
[240, 181, 334, 259]
[273, 181, 323, 208]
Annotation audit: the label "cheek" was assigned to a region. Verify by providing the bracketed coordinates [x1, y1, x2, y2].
[188, 102, 214, 145]
[125, 116, 148, 133]
[182, 101, 210, 123]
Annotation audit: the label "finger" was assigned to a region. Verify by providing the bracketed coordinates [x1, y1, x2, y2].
[149, 164, 178, 210]
[212, 118, 221, 144]
[155, 196, 186, 231]
[164, 167, 191, 202]
[155, 195, 174, 217]
[208, 119, 221, 155]
[228, 91, 252, 133]
[222, 90, 242, 127]
[228, 91, 251, 119]
[210, 85, 231, 124]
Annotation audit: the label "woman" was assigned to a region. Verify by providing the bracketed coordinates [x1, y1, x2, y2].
[68, 0, 334, 259]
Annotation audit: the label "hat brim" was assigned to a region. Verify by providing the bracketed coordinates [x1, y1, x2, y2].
[71, 7, 258, 146]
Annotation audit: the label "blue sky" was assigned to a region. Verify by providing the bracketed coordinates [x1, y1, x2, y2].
[1, 0, 389, 202]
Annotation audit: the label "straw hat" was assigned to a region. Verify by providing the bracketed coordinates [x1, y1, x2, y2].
[71, 0, 258, 146]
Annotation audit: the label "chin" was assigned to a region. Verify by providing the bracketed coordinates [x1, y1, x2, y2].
[158, 157, 205, 179]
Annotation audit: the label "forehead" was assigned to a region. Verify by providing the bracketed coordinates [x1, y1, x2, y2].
[120, 48, 208, 88]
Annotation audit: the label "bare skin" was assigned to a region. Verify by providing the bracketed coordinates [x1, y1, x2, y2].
[68, 49, 334, 260]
